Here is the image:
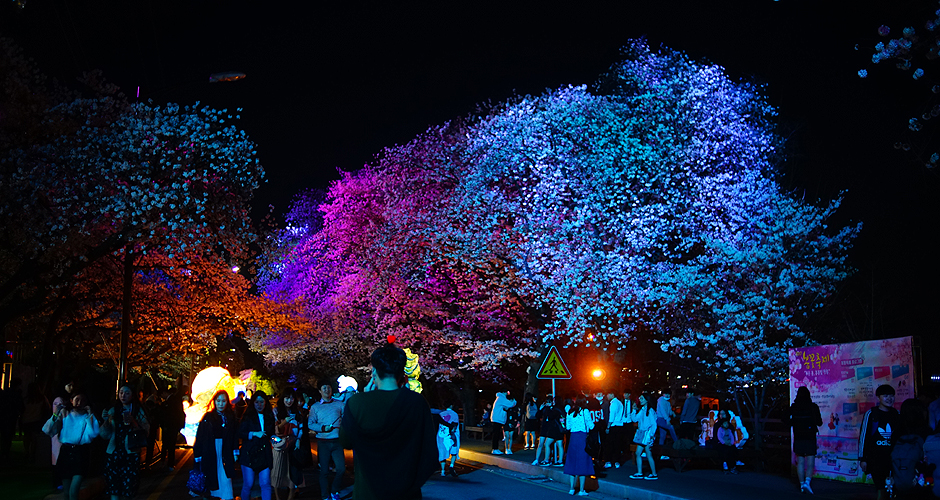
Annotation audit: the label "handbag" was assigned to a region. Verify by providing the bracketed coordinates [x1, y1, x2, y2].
[187, 464, 208, 497]
[583, 412, 602, 457]
[247, 438, 273, 472]
[126, 428, 148, 450]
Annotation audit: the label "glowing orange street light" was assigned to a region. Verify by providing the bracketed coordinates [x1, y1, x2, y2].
[592, 368, 607, 381]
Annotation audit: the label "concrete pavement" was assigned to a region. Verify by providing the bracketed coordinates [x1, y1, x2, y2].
[459, 440, 874, 500]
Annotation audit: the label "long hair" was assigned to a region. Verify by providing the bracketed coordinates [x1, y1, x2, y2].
[794, 386, 812, 405]
[568, 395, 588, 416]
[208, 390, 232, 415]
[276, 388, 299, 419]
[639, 392, 655, 417]
[243, 390, 275, 423]
[112, 385, 140, 417]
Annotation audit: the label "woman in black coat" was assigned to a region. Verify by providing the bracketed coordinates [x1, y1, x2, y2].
[193, 391, 238, 500]
[787, 386, 822, 494]
[239, 391, 276, 500]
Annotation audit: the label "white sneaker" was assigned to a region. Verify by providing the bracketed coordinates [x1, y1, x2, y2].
[614, 462, 621, 468]
[804, 481, 814, 495]
[506, 449, 513, 455]
[577, 492, 589, 496]
[641, 452, 647, 458]
[532, 460, 539, 465]
[492, 449, 503, 455]
[736, 461, 745, 466]
[660, 455, 669, 460]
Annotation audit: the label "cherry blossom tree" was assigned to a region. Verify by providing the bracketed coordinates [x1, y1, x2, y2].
[257, 41, 859, 425]
[1, 72, 272, 382]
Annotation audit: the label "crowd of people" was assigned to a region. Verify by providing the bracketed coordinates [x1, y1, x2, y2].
[0, 343, 441, 500]
[5, 363, 940, 500]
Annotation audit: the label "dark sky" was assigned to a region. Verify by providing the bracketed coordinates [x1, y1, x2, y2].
[3, 0, 938, 372]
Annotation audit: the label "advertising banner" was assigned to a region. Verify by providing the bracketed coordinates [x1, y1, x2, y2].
[788, 337, 915, 483]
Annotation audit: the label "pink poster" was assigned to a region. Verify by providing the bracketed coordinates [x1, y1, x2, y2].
[788, 337, 915, 483]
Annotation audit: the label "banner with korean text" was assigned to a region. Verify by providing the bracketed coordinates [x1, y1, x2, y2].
[788, 337, 915, 483]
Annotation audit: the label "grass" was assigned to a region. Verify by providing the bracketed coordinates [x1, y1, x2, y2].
[0, 439, 60, 500]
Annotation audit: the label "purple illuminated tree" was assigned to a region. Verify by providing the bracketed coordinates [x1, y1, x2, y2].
[257, 41, 859, 417]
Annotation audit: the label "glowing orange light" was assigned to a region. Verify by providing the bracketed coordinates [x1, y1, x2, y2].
[592, 368, 606, 380]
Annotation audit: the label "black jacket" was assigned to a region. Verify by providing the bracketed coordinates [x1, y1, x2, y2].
[193, 410, 238, 491]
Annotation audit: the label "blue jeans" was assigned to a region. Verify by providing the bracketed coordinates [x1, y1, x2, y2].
[656, 418, 677, 445]
[241, 465, 271, 500]
[318, 438, 346, 498]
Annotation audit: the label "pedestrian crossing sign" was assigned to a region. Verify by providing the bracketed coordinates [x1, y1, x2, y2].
[537, 346, 571, 379]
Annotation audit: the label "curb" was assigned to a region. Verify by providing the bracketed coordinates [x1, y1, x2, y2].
[460, 448, 689, 500]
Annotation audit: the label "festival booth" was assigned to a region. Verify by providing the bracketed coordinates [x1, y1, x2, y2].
[788, 337, 916, 484]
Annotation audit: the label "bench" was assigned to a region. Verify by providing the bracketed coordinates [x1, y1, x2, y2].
[662, 446, 764, 472]
[464, 425, 492, 441]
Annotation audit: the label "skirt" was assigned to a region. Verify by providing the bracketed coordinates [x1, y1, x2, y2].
[210, 438, 234, 499]
[793, 438, 818, 457]
[57, 443, 89, 478]
[564, 431, 595, 476]
[271, 441, 294, 489]
[104, 448, 141, 497]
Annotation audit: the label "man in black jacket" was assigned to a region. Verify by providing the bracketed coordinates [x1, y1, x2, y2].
[340, 344, 437, 500]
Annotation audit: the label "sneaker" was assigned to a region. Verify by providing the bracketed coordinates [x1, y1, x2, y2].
[492, 449, 503, 455]
[723, 462, 729, 470]
[553, 462, 564, 467]
[604, 462, 612, 468]
[804, 481, 814, 494]
[449, 468, 458, 477]
[660, 455, 669, 460]
[630, 473, 645, 480]
[532, 460, 540, 465]
[641, 452, 647, 458]
[539, 461, 550, 466]
[736, 461, 745, 466]
[614, 462, 621, 469]
[330, 493, 341, 500]
[645, 474, 658, 480]
[577, 492, 589, 496]
[800, 484, 808, 494]
[568, 489, 575, 495]
[506, 449, 513, 455]
[441, 470, 447, 476]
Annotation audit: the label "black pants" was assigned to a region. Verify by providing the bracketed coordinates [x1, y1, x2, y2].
[603, 426, 626, 464]
[491, 423, 505, 450]
[160, 427, 180, 467]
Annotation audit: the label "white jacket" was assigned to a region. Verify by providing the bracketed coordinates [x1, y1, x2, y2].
[491, 392, 517, 425]
[564, 408, 594, 433]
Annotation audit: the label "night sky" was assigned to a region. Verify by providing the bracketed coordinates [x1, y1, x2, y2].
[2, 1, 938, 374]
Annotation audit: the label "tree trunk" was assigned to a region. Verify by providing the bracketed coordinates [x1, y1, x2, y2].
[457, 370, 478, 426]
[753, 385, 766, 450]
[525, 343, 550, 397]
[118, 246, 134, 387]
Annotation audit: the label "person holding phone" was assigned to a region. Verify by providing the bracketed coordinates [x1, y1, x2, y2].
[100, 385, 149, 500]
[43, 392, 99, 500]
[272, 388, 304, 500]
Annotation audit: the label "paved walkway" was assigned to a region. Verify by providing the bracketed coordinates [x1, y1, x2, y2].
[459, 440, 875, 500]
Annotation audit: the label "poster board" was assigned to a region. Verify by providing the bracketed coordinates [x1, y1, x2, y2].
[787, 337, 915, 483]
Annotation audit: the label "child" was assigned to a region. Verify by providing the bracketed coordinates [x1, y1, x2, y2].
[858, 384, 899, 500]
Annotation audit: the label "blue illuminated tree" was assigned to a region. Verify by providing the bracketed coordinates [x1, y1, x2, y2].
[256, 41, 859, 401]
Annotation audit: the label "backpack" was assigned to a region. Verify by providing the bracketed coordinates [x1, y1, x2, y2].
[891, 433, 925, 493]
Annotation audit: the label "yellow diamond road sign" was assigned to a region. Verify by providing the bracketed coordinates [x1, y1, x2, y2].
[537, 346, 571, 379]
